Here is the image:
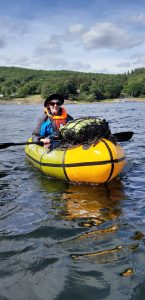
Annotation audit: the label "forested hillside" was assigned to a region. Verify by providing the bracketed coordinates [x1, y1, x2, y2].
[0, 66, 145, 101]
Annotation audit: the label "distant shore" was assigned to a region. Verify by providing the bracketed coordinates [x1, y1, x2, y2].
[0, 94, 145, 105]
[0, 95, 77, 105]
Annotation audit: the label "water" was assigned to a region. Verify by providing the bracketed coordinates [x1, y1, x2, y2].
[0, 102, 145, 300]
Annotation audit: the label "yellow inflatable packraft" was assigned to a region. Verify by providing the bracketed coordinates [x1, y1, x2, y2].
[25, 138, 125, 184]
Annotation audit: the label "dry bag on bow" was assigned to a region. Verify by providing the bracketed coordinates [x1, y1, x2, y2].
[58, 117, 111, 145]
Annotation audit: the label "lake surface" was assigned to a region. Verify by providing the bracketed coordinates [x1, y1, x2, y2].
[0, 101, 145, 300]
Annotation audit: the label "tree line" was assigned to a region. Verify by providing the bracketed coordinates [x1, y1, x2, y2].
[0, 66, 145, 101]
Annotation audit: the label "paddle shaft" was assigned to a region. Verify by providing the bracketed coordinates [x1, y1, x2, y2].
[0, 131, 134, 149]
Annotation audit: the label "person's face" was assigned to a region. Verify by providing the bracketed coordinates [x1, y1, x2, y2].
[48, 100, 61, 115]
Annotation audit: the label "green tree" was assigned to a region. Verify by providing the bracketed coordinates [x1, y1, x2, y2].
[89, 82, 104, 100]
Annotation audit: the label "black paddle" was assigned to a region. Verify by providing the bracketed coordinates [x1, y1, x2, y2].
[0, 131, 134, 150]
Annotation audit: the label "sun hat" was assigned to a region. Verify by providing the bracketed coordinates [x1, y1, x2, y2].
[44, 93, 64, 107]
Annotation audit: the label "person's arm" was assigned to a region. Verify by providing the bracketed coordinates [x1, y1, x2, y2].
[39, 119, 55, 148]
[39, 119, 54, 137]
[32, 114, 48, 142]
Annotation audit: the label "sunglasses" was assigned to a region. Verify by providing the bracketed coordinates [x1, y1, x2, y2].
[49, 101, 61, 107]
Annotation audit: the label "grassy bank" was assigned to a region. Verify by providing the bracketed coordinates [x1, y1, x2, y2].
[0, 94, 78, 105]
[0, 95, 43, 105]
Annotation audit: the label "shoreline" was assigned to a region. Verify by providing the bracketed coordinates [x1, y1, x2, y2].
[0, 95, 145, 105]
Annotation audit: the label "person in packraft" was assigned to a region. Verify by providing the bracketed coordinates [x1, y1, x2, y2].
[32, 93, 73, 148]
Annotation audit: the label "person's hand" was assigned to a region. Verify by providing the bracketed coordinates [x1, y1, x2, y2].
[41, 138, 51, 148]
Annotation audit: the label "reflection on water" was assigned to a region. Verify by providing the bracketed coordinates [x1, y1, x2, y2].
[35, 175, 126, 224]
[61, 179, 126, 222]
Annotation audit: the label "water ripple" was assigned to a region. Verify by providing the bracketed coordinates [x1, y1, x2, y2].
[0, 102, 145, 299]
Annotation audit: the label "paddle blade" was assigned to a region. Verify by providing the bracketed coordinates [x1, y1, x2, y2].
[0, 143, 15, 149]
[0, 141, 43, 149]
[113, 131, 134, 142]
